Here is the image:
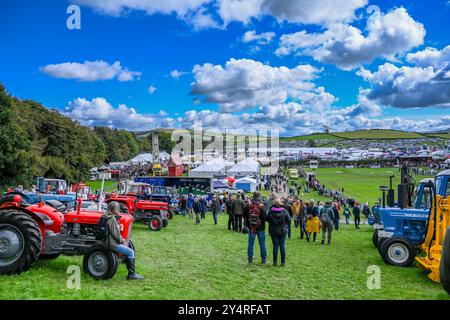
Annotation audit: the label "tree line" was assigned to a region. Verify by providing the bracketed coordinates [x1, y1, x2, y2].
[0, 84, 175, 188]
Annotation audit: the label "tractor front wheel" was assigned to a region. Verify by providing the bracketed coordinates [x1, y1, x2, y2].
[440, 227, 450, 295]
[148, 216, 163, 231]
[372, 230, 379, 248]
[83, 246, 119, 280]
[380, 237, 416, 267]
[0, 209, 42, 275]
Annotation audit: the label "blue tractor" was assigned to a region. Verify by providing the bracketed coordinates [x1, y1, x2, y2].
[3, 178, 76, 207]
[374, 165, 445, 267]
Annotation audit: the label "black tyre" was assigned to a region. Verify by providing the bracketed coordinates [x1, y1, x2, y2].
[440, 227, 450, 295]
[0, 209, 42, 275]
[380, 237, 416, 267]
[372, 230, 379, 248]
[148, 216, 163, 231]
[83, 246, 119, 280]
[162, 218, 169, 228]
[377, 237, 388, 256]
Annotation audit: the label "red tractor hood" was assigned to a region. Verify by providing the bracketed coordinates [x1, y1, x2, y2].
[65, 210, 133, 226]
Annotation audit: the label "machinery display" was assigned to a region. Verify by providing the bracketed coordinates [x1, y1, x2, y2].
[0, 195, 134, 279]
[107, 182, 170, 231]
[374, 167, 450, 294]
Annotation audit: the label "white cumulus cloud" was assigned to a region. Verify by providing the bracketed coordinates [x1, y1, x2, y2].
[190, 58, 334, 113]
[64, 97, 172, 130]
[242, 30, 276, 45]
[276, 7, 426, 70]
[41, 60, 141, 82]
[358, 45, 450, 109]
[219, 0, 367, 26]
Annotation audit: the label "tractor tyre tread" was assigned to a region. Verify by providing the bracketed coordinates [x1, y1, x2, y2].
[0, 209, 42, 275]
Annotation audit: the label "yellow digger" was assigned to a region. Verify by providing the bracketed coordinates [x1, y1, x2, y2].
[415, 170, 450, 293]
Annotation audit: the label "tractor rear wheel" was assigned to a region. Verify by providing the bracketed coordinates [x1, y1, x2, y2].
[83, 246, 119, 280]
[0, 209, 42, 275]
[380, 237, 416, 267]
[162, 219, 169, 228]
[440, 227, 450, 295]
[148, 216, 163, 231]
[372, 230, 379, 248]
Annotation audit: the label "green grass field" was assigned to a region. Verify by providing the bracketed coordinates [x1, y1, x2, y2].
[300, 168, 431, 204]
[1, 214, 448, 300]
[85, 180, 117, 193]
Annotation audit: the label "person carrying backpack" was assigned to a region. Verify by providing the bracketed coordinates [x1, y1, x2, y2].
[244, 192, 267, 265]
[102, 201, 144, 280]
[267, 197, 291, 266]
[319, 201, 334, 245]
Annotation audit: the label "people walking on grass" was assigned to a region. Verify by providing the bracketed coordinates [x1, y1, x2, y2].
[283, 198, 294, 239]
[226, 194, 235, 230]
[362, 202, 371, 225]
[232, 193, 245, 232]
[319, 201, 334, 245]
[353, 202, 361, 229]
[306, 199, 320, 242]
[180, 196, 187, 217]
[187, 193, 194, 219]
[210, 195, 221, 225]
[200, 196, 207, 219]
[104, 201, 144, 280]
[244, 192, 267, 265]
[267, 197, 290, 266]
[193, 197, 202, 225]
[298, 199, 307, 239]
[343, 204, 351, 224]
[292, 199, 301, 228]
[332, 202, 340, 231]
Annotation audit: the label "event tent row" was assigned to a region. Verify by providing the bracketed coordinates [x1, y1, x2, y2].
[189, 157, 261, 178]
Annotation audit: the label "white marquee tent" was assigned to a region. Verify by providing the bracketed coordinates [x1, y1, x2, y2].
[227, 158, 260, 176]
[129, 153, 153, 164]
[189, 157, 232, 178]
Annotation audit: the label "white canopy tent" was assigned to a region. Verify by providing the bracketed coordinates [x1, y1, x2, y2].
[189, 157, 230, 178]
[227, 158, 260, 176]
[129, 153, 153, 164]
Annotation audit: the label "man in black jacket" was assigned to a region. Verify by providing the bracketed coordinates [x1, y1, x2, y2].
[244, 192, 267, 264]
[193, 197, 202, 225]
[232, 193, 245, 232]
[225, 194, 235, 230]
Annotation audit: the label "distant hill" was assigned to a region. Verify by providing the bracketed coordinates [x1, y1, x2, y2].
[282, 129, 448, 143]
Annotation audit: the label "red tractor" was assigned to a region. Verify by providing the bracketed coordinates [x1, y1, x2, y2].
[105, 194, 169, 231]
[0, 195, 134, 280]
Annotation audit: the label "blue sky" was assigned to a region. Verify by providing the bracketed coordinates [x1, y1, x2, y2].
[1, 0, 450, 136]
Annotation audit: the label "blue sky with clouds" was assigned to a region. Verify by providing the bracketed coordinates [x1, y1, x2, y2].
[1, 0, 450, 136]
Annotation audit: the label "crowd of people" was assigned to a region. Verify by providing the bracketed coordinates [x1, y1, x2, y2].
[171, 170, 374, 267]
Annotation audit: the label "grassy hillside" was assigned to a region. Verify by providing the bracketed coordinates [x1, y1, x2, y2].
[282, 129, 447, 145]
[332, 129, 426, 140]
